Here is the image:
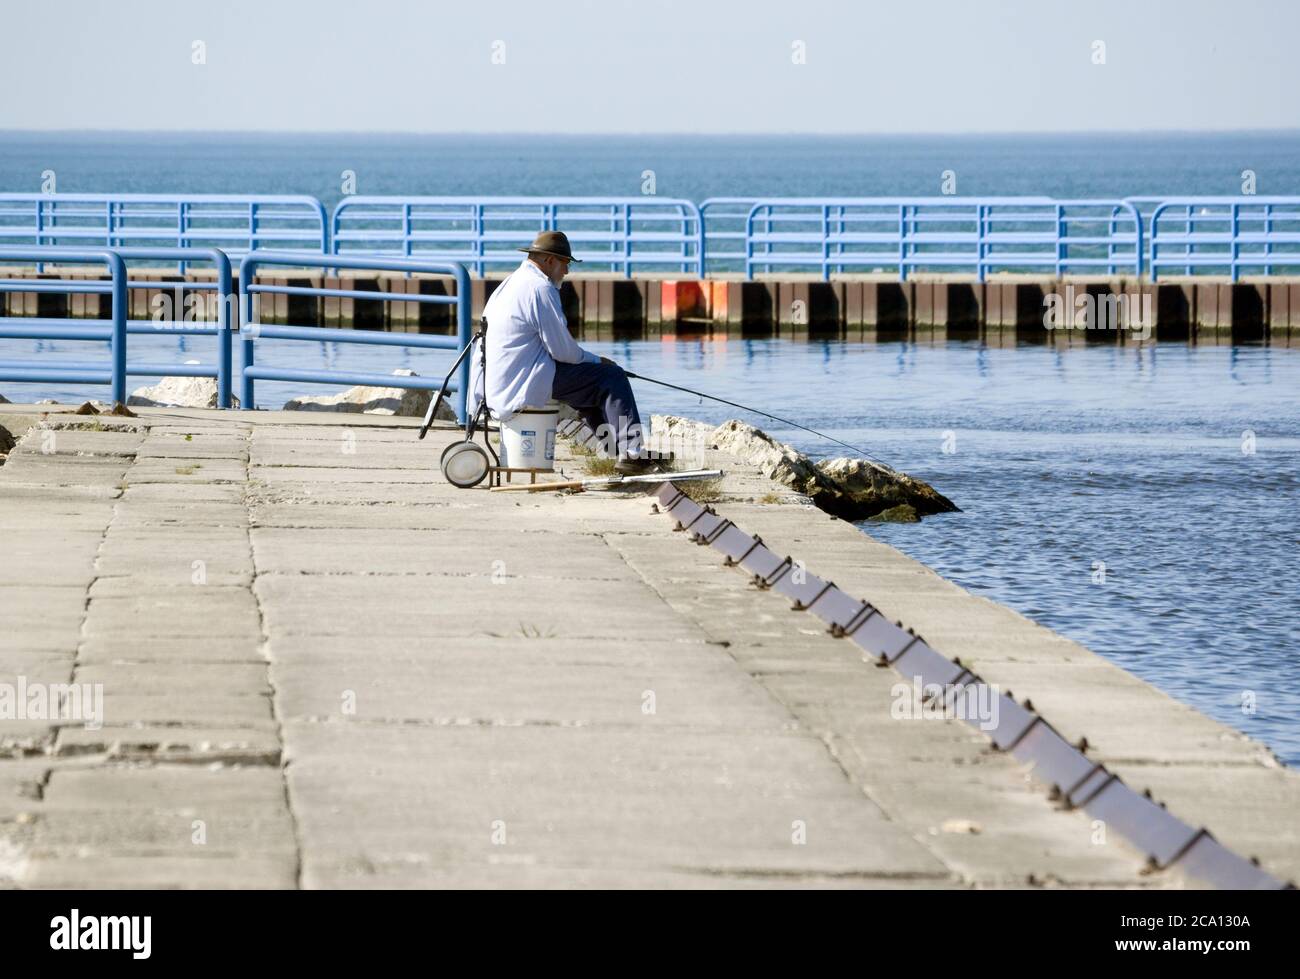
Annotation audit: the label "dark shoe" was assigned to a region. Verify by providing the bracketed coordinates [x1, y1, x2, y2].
[614, 456, 669, 477]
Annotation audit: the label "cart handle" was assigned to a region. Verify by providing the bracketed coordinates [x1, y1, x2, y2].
[419, 329, 482, 440]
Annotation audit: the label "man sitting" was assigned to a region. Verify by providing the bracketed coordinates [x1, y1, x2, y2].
[472, 230, 665, 475]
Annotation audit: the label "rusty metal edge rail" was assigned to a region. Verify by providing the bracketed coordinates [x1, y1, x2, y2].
[644, 476, 1291, 891]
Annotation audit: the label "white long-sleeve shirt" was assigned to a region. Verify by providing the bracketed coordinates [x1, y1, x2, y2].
[467, 259, 600, 421]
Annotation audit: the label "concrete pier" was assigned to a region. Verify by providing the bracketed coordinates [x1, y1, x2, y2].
[0, 403, 1295, 888]
[3, 267, 1299, 346]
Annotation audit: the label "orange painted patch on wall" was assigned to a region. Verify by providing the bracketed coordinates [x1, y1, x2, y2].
[660, 280, 708, 322]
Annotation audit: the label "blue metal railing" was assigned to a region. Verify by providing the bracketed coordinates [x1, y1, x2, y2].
[1148, 197, 1300, 282]
[0, 194, 328, 272]
[117, 247, 234, 407]
[331, 197, 705, 278]
[0, 193, 1294, 301]
[237, 253, 472, 420]
[699, 197, 758, 276]
[741, 198, 1144, 282]
[0, 248, 129, 403]
[0, 247, 234, 406]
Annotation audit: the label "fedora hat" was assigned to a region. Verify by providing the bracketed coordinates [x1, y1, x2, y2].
[517, 230, 582, 263]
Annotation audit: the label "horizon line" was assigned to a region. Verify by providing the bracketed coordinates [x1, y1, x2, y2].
[3, 126, 1300, 139]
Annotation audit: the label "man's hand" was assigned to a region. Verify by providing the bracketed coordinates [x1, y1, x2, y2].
[599, 356, 617, 366]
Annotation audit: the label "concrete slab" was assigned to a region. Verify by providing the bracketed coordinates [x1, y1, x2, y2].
[125, 457, 247, 484]
[0, 585, 88, 634]
[271, 645, 783, 728]
[20, 854, 295, 889]
[13, 766, 298, 888]
[0, 454, 131, 488]
[0, 496, 115, 532]
[253, 573, 704, 642]
[250, 527, 637, 581]
[249, 501, 459, 529]
[84, 586, 262, 640]
[136, 434, 249, 461]
[94, 529, 254, 586]
[250, 464, 436, 485]
[0, 530, 105, 586]
[112, 499, 249, 530]
[250, 442, 433, 469]
[10, 429, 143, 457]
[285, 724, 952, 883]
[120, 482, 244, 503]
[77, 636, 264, 665]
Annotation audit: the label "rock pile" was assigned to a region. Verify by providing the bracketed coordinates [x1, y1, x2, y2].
[649, 414, 959, 522]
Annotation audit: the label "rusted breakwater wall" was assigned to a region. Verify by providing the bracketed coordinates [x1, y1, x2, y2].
[2, 267, 1298, 345]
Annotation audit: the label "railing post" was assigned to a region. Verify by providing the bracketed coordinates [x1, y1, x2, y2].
[625, 202, 633, 279]
[1265, 203, 1273, 277]
[35, 198, 44, 273]
[1230, 203, 1240, 283]
[315, 197, 329, 253]
[475, 203, 484, 279]
[674, 204, 687, 278]
[1107, 207, 1116, 277]
[836, 205, 845, 277]
[108, 250, 127, 406]
[240, 256, 256, 410]
[698, 203, 708, 277]
[1056, 204, 1065, 278]
[216, 252, 233, 409]
[610, 204, 620, 275]
[821, 204, 830, 282]
[1132, 202, 1144, 280]
[897, 204, 907, 282]
[744, 206, 756, 281]
[1150, 206, 1160, 283]
[763, 204, 771, 279]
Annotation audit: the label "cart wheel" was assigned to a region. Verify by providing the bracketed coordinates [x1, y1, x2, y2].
[440, 441, 491, 488]
[439, 440, 463, 465]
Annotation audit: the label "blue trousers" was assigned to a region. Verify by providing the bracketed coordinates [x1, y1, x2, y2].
[551, 360, 643, 458]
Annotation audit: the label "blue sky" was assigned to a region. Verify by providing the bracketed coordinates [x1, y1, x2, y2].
[2, 0, 1296, 133]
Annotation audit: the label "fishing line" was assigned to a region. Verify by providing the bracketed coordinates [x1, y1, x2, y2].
[623, 370, 891, 467]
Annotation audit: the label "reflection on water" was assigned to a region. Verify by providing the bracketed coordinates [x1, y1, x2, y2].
[8, 336, 1299, 764]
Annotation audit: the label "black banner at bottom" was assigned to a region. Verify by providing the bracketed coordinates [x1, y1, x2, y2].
[0, 887, 1289, 966]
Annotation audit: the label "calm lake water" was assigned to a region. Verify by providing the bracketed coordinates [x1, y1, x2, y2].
[4, 131, 1300, 204]
[6, 335, 1298, 765]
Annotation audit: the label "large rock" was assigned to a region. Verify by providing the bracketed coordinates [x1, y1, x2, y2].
[650, 414, 958, 521]
[283, 369, 456, 420]
[0, 424, 14, 456]
[0, 393, 10, 404]
[815, 457, 959, 519]
[128, 375, 235, 410]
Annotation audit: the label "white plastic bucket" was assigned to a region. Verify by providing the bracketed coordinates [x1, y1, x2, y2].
[499, 402, 559, 471]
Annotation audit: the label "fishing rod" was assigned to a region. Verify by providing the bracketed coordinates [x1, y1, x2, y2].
[491, 468, 724, 493]
[622, 370, 890, 467]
